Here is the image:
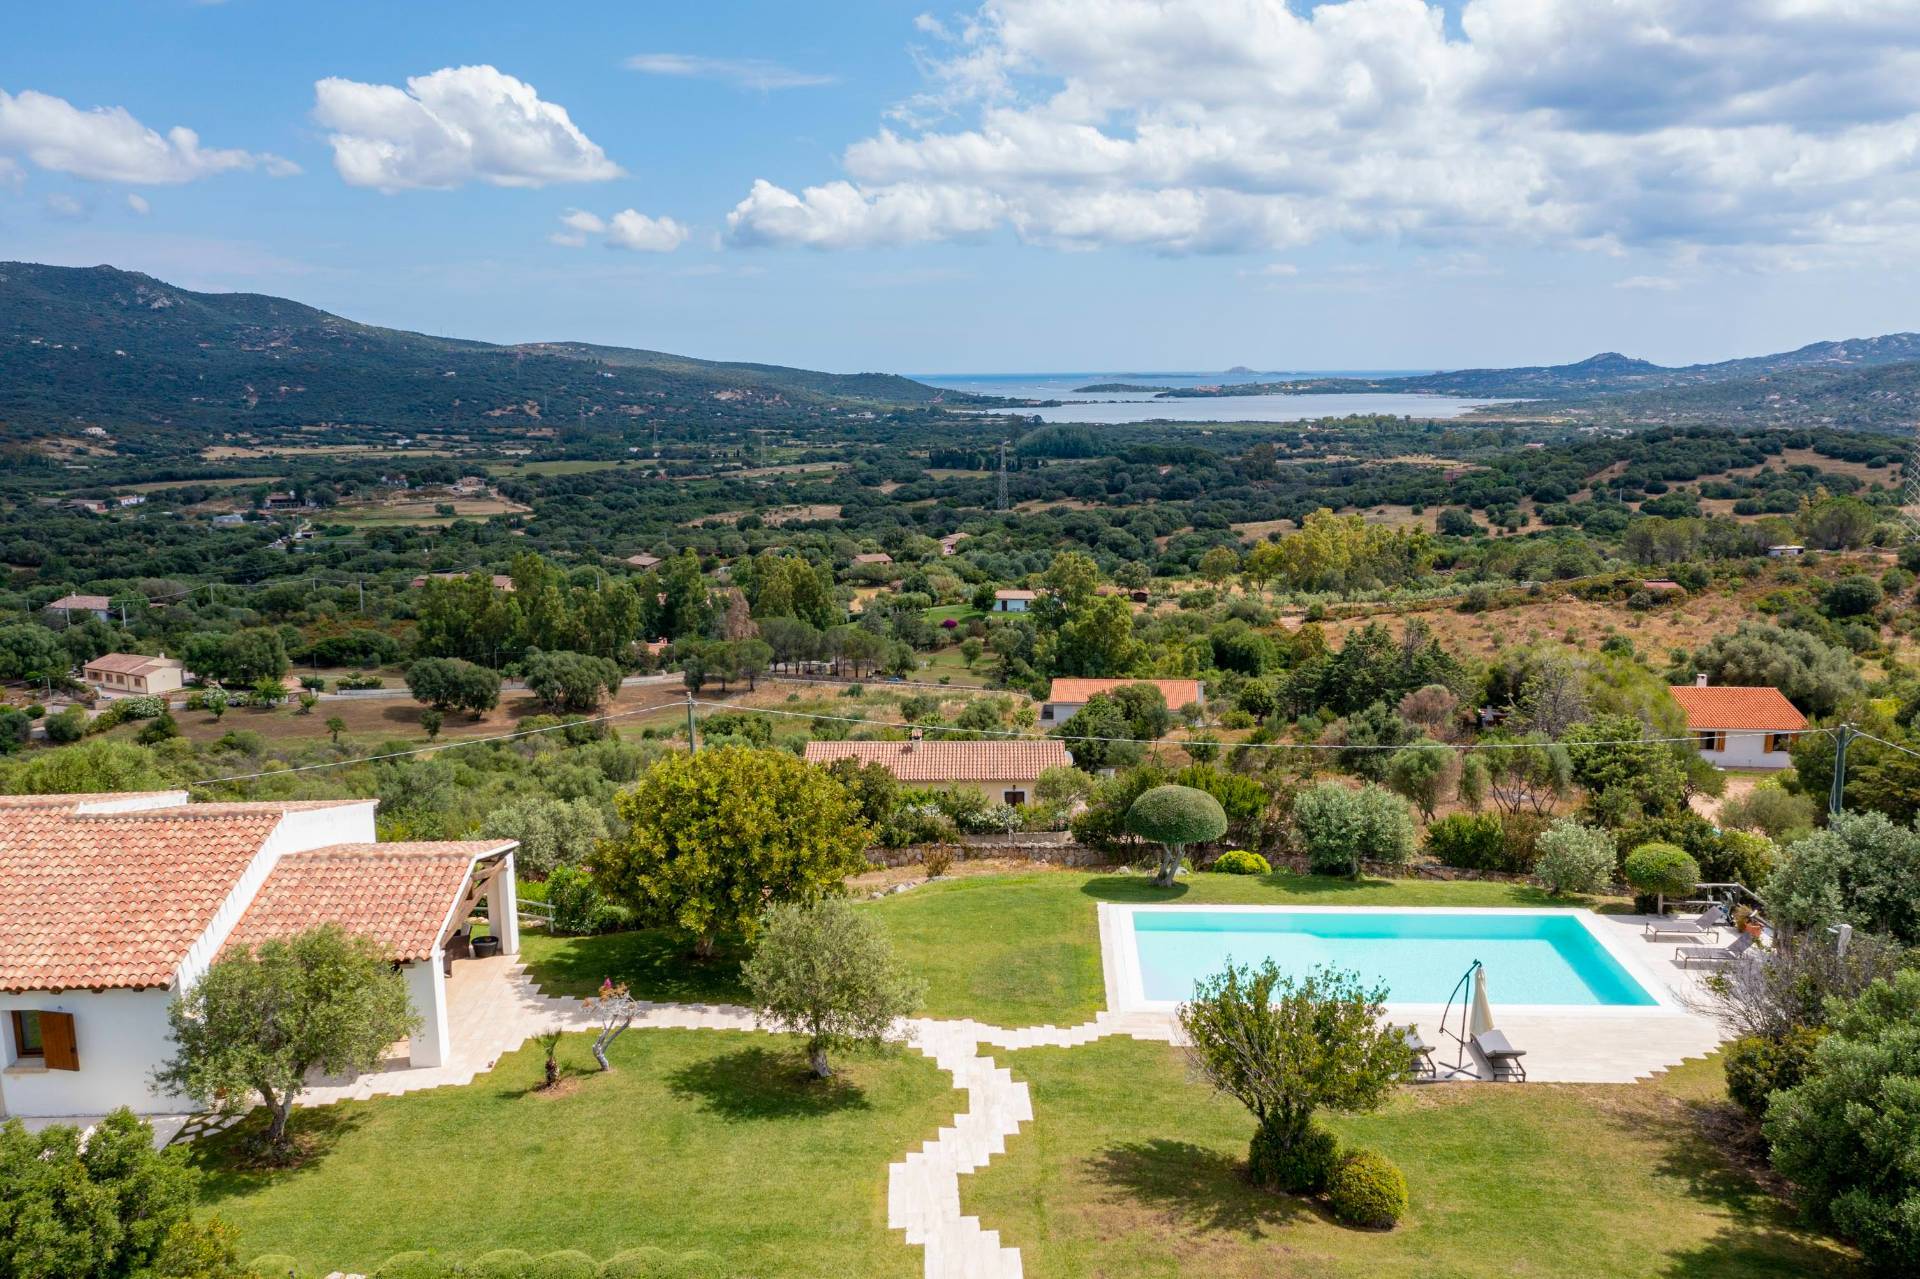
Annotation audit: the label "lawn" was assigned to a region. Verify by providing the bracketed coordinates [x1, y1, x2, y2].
[965, 1038, 1857, 1279]
[525, 870, 1599, 1029]
[191, 1028, 955, 1278]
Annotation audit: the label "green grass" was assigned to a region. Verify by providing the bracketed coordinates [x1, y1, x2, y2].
[966, 1038, 1857, 1279]
[191, 1028, 954, 1278]
[527, 870, 1598, 1028]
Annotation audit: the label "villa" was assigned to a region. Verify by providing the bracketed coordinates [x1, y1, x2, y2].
[1669, 676, 1807, 770]
[1040, 677, 1205, 725]
[993, 588, 1038, 612]
[0, 792, 517, 1122]
[44, 593, 113, 623]
[803, 736, 1071, 806]
[82, 652, 187, 698]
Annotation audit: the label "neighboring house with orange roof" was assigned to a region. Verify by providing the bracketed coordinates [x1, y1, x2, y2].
[45, 593, 112, 623]
[0, 793, 517, 1122]
[1669, 676, 1808, 771]
[1041, 678, 1205, 725]
[82, 652, 186, 698]
[803, 736, 1072, 807]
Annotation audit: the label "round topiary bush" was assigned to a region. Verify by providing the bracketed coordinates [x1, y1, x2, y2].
[468, 1249, 536, 1279]
[1724, 1028, 1825, 1121]
[1624, 842, 1701, 911]
[1126, 784, 1228, 887]
[530, 1251, 599, 1279]
[1211, 849, 1271, 876]
[248, 1256, 299, 1278]
[665, 1252, 724, 1279]
[595, 1248, 673, 1279]
[372, 1253, 453, 1279]
[1327, 1148, 1408, 1229]
[1249, 1120, 1340, 1194]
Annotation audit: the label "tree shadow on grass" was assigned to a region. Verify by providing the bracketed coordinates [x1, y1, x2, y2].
[186, 1105, 370, 1192]
[522, 928, 749, 1004]
[1080, 875, 1190, 903]
[1089, 1139, 1317, 1238]
[664, 1046, 871, 1120]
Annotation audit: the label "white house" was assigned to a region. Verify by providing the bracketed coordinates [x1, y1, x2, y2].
[993, 589, 1038, 613]
[0, 792, 516, 1122]
[45, 593, 112, 623]
[1040, 678, 1205, 725]
[1669, 677, 1808, 771]
[804, 736, 1072, 807]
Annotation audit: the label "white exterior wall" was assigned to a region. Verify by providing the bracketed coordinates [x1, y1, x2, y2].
[0, 987, 186, 1117]
[1039, 700, 1084, 724]
[403, 958, 449, 1068]
[994, 597, 1030, 612]
[1700, 730, 1793, 771]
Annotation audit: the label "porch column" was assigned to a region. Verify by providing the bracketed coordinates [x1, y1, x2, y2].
[405, 956, 450, 1068]
[485, 854, 520, 955]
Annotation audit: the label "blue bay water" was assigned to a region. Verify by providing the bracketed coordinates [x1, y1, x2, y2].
[1132, 911, 1656, 1007]
[918, 370, 1509, 425]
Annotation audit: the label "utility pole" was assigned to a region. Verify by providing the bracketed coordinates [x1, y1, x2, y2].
[685, 693, 699, 753]
[357, 578, 365, 614]
[1829, 722, 1854, 816]
[996, 439, 1009, 511]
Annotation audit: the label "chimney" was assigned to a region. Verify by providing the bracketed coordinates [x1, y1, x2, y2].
[906, 728, 922, 752]
[1695, 673, 1708, 688]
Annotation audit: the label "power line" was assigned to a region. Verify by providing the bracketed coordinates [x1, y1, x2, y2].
[185, 699, 688, 787]
[1850, 729, 1920, 761]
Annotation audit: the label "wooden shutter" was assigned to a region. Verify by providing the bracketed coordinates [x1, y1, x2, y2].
[40, 1011, 78, 1071]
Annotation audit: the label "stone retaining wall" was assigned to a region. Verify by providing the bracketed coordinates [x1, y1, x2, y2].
[866, 834, 1111, 869]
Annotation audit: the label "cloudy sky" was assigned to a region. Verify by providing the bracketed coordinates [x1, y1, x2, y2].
[6, 0, 1920, 373]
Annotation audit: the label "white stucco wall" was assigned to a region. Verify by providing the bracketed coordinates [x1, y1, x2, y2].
[1700, 731, 1792, 771]
[0, 987, 187, 1118]
[404, 958, 449, 1068]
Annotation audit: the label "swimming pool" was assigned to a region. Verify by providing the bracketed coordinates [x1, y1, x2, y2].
[1112, 906, 1663, 1010]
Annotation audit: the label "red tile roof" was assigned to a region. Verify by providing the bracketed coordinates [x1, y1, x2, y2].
[224, 842, 510, 964]
[47, 594, 111, 611]
[0, 807, 284, 992]
[84, 652, 183, 676]
[1045, 678, 1204, 708]
[804, 738, 1071, 782]
[995, 589, 1040, 600]
[1669, 685, 1808, 732]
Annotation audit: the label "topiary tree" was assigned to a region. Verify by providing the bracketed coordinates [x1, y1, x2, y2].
[1624, 842, 1700, 914]
[155, 924, 418, 1158]
[1126, 784, 1228, 887]
[742, 898, 924, 1077]
[1327, 1148, 1409, 1229]
[1179, 961, 1408, 1194]
[1533, 818, 1618, 897]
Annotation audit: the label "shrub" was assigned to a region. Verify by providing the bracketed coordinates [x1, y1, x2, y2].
[1327, 1148, 1409, 1229]
[42, 704, 87, 744]
[468, 1249, 536, 1279]
[530, 1251, 599, 1279]
[1424, 812, 1507, 871]
[1251, 1119, 1341, 1194]
[249, 1256, 301, 1278]
[1533, 819, 1617, 895]
[923, 845, 955, 877]
[372, 1253, 453, 1279]
[596, 1249, 674, 1279]
[1290, 782, 1417, 876]
[1624, 842, 1700, 910]
[1211, 849, 1271, 875]
[1724, 1029, 1825, 1121]
[1718, 781, 1816, 843]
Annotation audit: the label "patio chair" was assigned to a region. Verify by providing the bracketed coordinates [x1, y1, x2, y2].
[1675, 931, 1757, 969]
[1471, 1028, 1527, 1082]
[1644, 904, 1726, 942]
[1402, 1026, 1437, 1082]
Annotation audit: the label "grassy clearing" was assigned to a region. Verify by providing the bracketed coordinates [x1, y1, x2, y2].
[966, 1038, 1854, 1278]
[529, 870, 1595, 1029]
[191, 1028, 954, 1278]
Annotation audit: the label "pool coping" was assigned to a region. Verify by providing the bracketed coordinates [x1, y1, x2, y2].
[1098, 903, 1694, 1020]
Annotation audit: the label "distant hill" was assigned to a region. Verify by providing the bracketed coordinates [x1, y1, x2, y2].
[0, 262, 955, 443]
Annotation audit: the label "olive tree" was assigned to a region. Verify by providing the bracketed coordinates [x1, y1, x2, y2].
[1126, 784, 1228, 887]
[742, 898, 924, 1078]
[155, 925, 417, 1158]
[1179, 962, 1409, 1193]
[1624, 842, 1700, 914]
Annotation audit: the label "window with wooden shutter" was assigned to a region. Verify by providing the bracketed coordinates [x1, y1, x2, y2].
[39, 1011, 78, 1071]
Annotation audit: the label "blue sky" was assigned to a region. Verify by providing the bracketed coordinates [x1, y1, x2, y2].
[5, 1, 1920, 374]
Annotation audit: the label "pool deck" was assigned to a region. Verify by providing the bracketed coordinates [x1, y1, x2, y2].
[1097, 903, 1730, 1084]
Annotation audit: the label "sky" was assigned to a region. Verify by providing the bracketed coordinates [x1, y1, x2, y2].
[5, 0, 1920, 375]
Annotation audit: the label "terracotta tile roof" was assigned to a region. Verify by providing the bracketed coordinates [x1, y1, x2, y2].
[0, 791, 187, 813]
[852, 552, 893, 564]
[1045, 678, 1204, 708]
[83, 652, 182, 676]
[804, 738, 1071, 782]
[224, 842, 511, 963]
[1669, 685, 1808, 732]
[995, 589, 1040, 600]
[47, 594, 111, 611]
[0, 807, 284, 992]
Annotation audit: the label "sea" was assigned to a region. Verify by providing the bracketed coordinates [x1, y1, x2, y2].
[916, 370, 1506, 425]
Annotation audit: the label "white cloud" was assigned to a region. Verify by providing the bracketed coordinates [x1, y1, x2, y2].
[43, 191, 87, 220]
[623, 54, 836, 90]
[1617, 274, 1682, 291]
[0, 88, 294, 184]
[0, 155, 21, 190]
[551, 207, 689, 252]
[125, 192, 150, 215]
[314, 65, 621, 192]
[724, 0, 1920, 260]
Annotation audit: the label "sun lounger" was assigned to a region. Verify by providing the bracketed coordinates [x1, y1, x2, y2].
[1675, 931, 1756, 968]
[1644, 904, 1725, 942]
[1472, 1028, 1527, 1082]
[1402, 1026, 1437, 1081]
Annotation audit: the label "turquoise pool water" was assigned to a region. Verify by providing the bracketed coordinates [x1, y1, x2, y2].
[1131, 910, 1658, 1007]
